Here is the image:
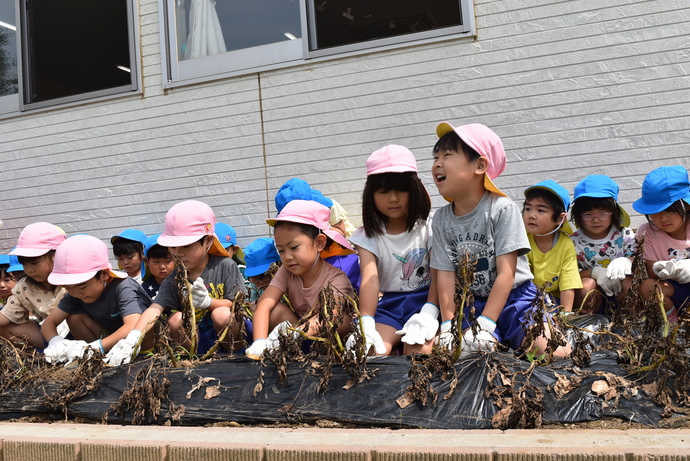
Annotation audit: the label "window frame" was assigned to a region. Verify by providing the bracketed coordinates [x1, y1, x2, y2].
[160, 0, 475, 89]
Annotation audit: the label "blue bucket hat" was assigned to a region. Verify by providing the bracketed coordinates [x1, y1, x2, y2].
[632, 166, 690, 215]
[573, 175, 631, 228]
[144, 234, 162, 257]
[111, 229, 147, 245]
[214, 222, 245, 260]
[0, 254, 24, 273]
[524, 180, 573, 235]
[274, 178, 333, 214]
[244, 237, 280, 278]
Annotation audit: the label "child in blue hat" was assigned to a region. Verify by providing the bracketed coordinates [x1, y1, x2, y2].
[569, 175, 637, 313]
[243, 237, 281, 304]
[0, 255, 24, 309]
[522, 180, 582, 313]
[634, 166, 690, 322]
[111, 229, 147, 284]
[141, 234, 174, 299]
[214, 222, 246, 273]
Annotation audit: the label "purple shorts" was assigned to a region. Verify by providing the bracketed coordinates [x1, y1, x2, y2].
[374, 288, 430, 330]
[462, 281, 539, 351]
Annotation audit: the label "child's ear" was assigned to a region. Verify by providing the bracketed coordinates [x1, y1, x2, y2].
[475, 156, 489, 175]
[315, 234, 328, 252]
[556, 212, 567, 224]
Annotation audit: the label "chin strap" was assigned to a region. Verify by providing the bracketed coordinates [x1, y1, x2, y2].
[533, 216, 565, 237]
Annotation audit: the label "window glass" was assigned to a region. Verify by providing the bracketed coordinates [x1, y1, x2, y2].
[176, 0, 301, 61]
[308, 0, 464, 51]
[0, 2, 18, 98]
[21, 0, 136, 106]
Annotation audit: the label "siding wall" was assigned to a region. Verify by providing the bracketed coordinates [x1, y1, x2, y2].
[0, 0, 688, 254]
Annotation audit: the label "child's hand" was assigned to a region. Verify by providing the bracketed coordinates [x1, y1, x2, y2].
[43, 336, 70, 363]
[105, 330, 143, 366]
[606, 257, 632, 280]
[652, 260, 676, 279]
[245, 339, 267, 359]
[671, 259, 690, 284]
[435, 320, 455, 350]
[346, 315, 385, 355]
[396, 302, 440, 345]
[267, 320, 299, 350]
[191, 277, 212, 309]
[463, 316, 496, 353]
[590, 266, 621, 296]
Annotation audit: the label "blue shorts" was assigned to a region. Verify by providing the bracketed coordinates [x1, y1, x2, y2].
[668, 280, 690, 313]
[462, 281, 539, 351]
[374, 288, 430, 330]
[197, 318, 254, 355]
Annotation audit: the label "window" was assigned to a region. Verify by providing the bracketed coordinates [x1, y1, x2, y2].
[162, 0, 474, 86]
[0, 0, 139, 115]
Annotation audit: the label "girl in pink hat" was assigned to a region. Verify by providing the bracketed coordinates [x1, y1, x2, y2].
[41, 234, 152, 364]
[107, 200, 247, 365]
[348, 144, 439, 356]
[245, 199, 356, 359]
[0, 222, 67, 349]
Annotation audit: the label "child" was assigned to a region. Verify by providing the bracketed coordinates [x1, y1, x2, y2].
[245, 199, 355, 359]
[0, 255, 23, 308]
[633, 165, 690, 321]
[348, 144, 438, 356]
[111, 229, 147, 283]
[569, 175, 636, 313]
[274, 178, 361, 293]
[106, 200, 247, 365]
[141, 234, 174, 299]
[522, 180, 582, 313]
[41, 234, 152, 364]
[0, 223, 66, 349]
[243, 237, 281, 304]
[214, 222, 246, 273]
[430, 122, 570, 358]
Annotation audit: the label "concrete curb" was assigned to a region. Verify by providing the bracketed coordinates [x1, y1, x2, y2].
[2, 423, 690, 460]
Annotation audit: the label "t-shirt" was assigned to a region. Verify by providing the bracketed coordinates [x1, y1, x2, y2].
[142, 278, 161, 300]
[154, 254, 247, 319]
[570, 226, 636, 270]
[636, 221, 690, 261]
[527, 232, 583, 297]
[1, 278, 67, 324]
[350, 219, 432, 293]
[431, 192, 533, 298]
[58, 277, 151, 333]
[268, 261, 354, 317]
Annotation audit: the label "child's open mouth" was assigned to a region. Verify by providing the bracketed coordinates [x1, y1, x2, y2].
[435, 174, 446, 183]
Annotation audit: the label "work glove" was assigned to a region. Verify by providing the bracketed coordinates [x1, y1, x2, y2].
[591, 266, 622, 297]
[670, 259, 690, 284]
[266, 320, 300, 351]
[43, 336, 71, 364]
[245, 339, 267, 359]
[463, 315, 497, 353]
[105, 329, 143, 366]
[606, 257, 632, 280]
[346, 315, 386, 355]
[652, 260, 676, 280]
[63, 340, 89, 364]
[435, 320, 455, 350]
[191, 277, 212, 310]
[395, 302, 440, 345]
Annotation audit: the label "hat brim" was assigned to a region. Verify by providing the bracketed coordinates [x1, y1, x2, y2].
[9, 247, 50, 257]
[323, 230, 355, 255]
[48, 268, 126, 286]
[632, 197, 690, 217]
[244, 261, 273, 278]
[7, 264, 24, 273]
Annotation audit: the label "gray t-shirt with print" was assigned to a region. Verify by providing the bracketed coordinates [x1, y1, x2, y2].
[431, 192, 533, 298]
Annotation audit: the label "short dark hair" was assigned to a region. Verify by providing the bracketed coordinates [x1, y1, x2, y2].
[645, 199, 689, 225]
[433, 131, 481, 163]
[524, 189, 565, 223]
[361, 171, 431, 238]
[113, 238, 144, 257]
[146, 244, 170, 259]
[571, 196, 621, 230]
[17, 250, 55, 266]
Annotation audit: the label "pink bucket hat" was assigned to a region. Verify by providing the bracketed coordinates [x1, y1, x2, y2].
[10, 222, 67, 257]
[158, 200, 229, 257]
[266, 200, 354, 254]
[48, 235, 126, 286]
[436, 122, 507, 197]
[366, 144, 418, 176]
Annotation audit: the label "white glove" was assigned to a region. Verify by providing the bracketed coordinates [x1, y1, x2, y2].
[435, 320, 455, 350]
[245, 339, 267, 359]
[191, 277, 212, 310]
[266, 320, 300, 352]
[63, 340, 89, 364]
[395, 302, 440, 345]
[44, 336, 70, 363]
[653, 260, 676, 280]
[671, 259, 690, 284]
[105, 329, 143, 366]
[345, 315, 386, 355]
[591, 266, 622, 297]
[606, 257, 632, 280]
[463, 315, 497, 353]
